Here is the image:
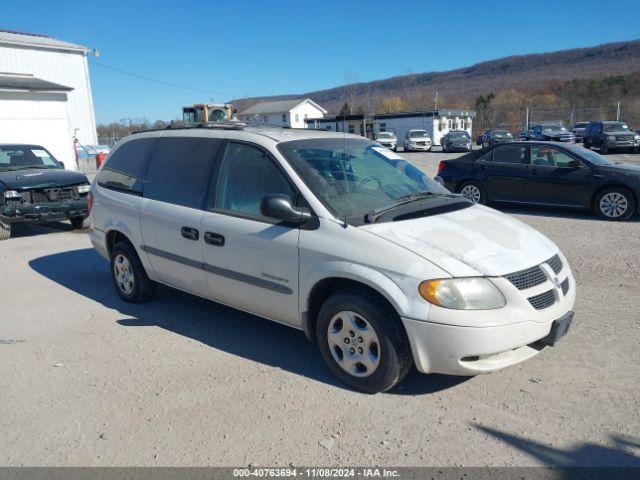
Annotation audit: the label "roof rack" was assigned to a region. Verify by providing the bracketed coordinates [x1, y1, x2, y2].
[131, 119, 323, 136]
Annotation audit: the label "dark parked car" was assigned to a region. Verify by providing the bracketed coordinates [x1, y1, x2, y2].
[583, 121, 640, 154]
[441, 130, 472, 152]
[571, 122, 590, 143]
[482, 129, 513, 148]
[435, 141, 640, 221]
[475, 129, 490, 146]
[0, 144, 90, 239]
[518, 129, 534, 141]
[531, 122, 575, 143]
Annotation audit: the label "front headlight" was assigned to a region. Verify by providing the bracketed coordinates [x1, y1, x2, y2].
[77, 184, 90, 194]
[634, 135, 640, 141]
[418, 278, 506, 310]
[3, 190, 21, 199]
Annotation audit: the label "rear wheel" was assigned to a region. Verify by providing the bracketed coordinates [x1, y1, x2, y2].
[458, 180, 486, 205]
[594, 187, 636, 221]
[316, 289, 412, 393]
[0, 221, 12, 241]
[110, 241, 155, 302]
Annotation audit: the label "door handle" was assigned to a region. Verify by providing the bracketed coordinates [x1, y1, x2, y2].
[204, 231, 225, 247]
[181, 226, 199, 241]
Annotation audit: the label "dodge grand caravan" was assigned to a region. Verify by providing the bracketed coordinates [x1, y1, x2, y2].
[89, 125, 575, 393]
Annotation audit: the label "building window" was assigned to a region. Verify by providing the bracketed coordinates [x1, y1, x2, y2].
[379, 123, 386, 132]
[282, 114, 287, 123]
[262, 115, 268, 123]
[348, 125, 355, 134]
[326, 125, 331, 130]
[304, 113, 308, 119]
[448, 120, 452, 129]
[295, 114, 299, 123]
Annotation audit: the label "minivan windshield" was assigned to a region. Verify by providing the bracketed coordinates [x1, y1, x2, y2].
[377, 132, 395, 139]
[0, 146, 61, 171]
[409, 130, 428, 138]
[278, 138, 450, 224]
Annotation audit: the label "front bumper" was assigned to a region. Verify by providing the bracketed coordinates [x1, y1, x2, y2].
[408, 143, 431, 151]
[402, 311, 573, 375]
[0, 200, 88, 224]
[403, 256, 576, 375]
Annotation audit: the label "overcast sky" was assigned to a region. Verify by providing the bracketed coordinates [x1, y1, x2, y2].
[4, 0, 640, 123]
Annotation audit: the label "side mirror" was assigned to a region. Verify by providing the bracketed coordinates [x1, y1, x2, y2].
[567, 159, 582, 169]
[261, 194, 312, 225]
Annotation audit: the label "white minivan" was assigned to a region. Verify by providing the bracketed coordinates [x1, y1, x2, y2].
[89, 125, 575, 393]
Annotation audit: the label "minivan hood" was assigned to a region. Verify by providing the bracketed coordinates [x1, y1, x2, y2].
[0, 169, 87, 190]
[361, 204, 558, 277]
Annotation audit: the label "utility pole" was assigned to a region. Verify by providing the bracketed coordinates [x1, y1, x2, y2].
[525, 107, 529, 130]
[616, 101, 621, 121]
[434, 91, 438, 111]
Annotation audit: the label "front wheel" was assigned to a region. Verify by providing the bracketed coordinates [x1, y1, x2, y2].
[595, 188, 636, 221]
[601, 142, 609, 154]
[110, 241, 155, 302]
[583, 139, 590, 149]
[0, 221, 12, 241]
[458, 180, 487, 205]
[316, 289, 412, 393]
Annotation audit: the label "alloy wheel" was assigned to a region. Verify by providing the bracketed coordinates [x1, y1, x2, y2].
[460, 184, 482, 204]
[113, 254, 135, 295]
[327, 311, 381, 378]
[599, 192, 628, 218]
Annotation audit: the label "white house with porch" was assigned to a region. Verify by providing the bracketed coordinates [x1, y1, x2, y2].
[239, 98, 327, 128]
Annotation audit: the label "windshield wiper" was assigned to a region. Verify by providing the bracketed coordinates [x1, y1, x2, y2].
[364, 192, 441, 223]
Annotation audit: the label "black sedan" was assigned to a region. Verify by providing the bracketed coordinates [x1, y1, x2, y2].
[435, 141, 640, 220]
[0, 144, 90, 239]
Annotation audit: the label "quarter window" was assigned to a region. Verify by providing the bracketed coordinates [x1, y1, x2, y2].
[214, 142, 296, 220]
[144, 137, 222, 209]
[97, 138, 155, 194]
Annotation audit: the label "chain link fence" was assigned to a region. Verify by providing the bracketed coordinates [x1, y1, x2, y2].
[474, 104, 636, 135]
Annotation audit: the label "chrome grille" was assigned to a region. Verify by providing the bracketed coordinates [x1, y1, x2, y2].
[561, 278, 569, 295]
[528, 289, 556, 310]
[504, 265, 547, 290]
[546, 254, 563, 274]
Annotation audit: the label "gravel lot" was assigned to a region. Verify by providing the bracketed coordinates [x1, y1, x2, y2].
[1, 148, 639, 467]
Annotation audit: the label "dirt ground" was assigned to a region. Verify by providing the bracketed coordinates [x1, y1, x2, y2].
[1, 149, 639, 467]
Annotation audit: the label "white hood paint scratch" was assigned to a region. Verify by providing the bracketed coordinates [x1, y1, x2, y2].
[361, 204, 558, 277]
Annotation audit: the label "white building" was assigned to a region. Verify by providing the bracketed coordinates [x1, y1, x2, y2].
[240, 98, 326, 128]
[306, 109, 476, 145]
[0, 30, 97, 170]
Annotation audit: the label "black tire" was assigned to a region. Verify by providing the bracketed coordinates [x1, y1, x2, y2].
[0, 221, 11, 241]
[458, 180, 487, 205]
[110, 241, 155, 302]
[316, 288, 412, 393]
[601, 142, 609, 154]
[442, 144, 447, 153]
[594, 187, 637, 221]
[583, 138, 590, 149]
[404, 145, 410, 152]
[70, 216, 89, 229]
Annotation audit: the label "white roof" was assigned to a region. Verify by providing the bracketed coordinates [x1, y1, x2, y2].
[0, 30, 88, 53]
[240, 98, 328, 116]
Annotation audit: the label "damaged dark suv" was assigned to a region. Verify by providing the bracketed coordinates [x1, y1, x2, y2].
[0, 144, 90, 240]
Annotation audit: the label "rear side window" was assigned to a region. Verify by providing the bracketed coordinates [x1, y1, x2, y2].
[97, 138, 155, 194]
[144, 137, 222, 209]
